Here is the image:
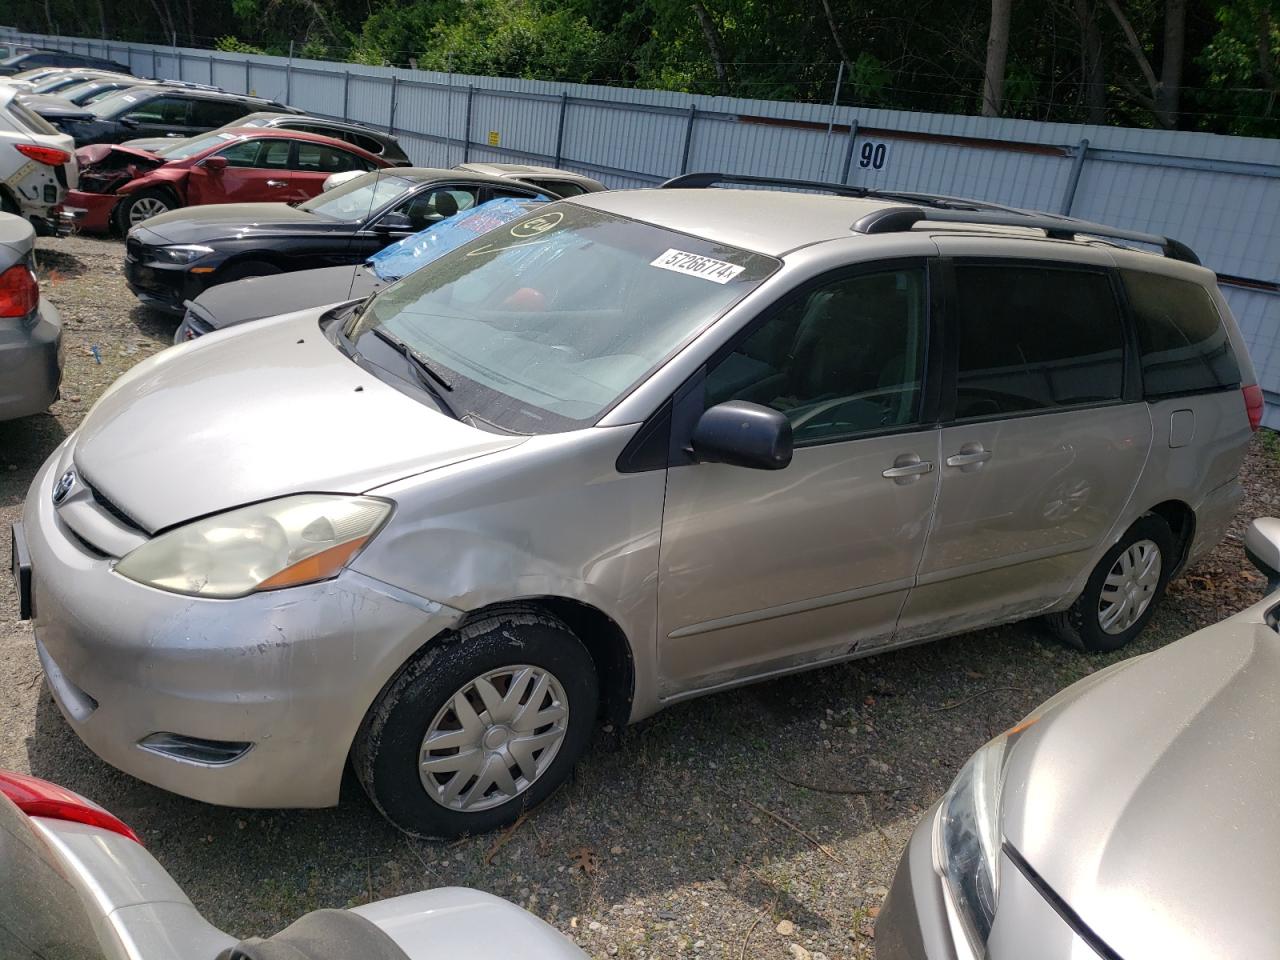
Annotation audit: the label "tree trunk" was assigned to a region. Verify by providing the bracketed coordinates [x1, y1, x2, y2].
[1154, 0, 1186, 128]
[96, 0, 108, 38]
[1259, 8, 1277, 116]
[43, 0, 54, 34]
[1073, 0, 1107, 123]
[819, 0, 854, 71]
[980, 0, 1013, 117]
[692, 1, 729, 90]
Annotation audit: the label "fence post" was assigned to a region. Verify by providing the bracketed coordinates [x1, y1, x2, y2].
[208, 53, 214, 84]
[152, 48, 158, 79]
[244, 57, 250, 94]
[840, 119, 859, 183]
[680, 103, 697, 174]
[341, 69, 350, 120]
[388, 74, 399, 133]
[1060, 138, 1090, 215]
[553, 91, 569, 166]
[286, 40, 294, 103]
[463, 84, 474, 162]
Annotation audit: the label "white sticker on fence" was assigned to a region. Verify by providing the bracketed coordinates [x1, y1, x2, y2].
[649, 249, 745, 284]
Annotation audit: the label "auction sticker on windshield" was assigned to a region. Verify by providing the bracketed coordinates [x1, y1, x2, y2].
[649, 249, 746, 284]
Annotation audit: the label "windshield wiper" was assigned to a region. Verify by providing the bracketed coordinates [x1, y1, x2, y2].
[371, 327, 460, 419]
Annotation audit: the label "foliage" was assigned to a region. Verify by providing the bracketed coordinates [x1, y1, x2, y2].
[2, 0, 1276, 135]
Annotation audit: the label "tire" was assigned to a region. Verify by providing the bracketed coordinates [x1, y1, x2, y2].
[352, 607, 599, 837]
[216, 260, 282, 284]
[0, 191, 18, 215]
[116, 188, 177, 232]
[1046, 514, 1176, 653]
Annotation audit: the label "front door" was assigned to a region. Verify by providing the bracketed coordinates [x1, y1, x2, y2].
[289, 141, 376, 202]
[186, 137, 293, 205]
[656, 262, 941, 698]
[119, 95, 192, 141]
[896, 256, 1153, 643]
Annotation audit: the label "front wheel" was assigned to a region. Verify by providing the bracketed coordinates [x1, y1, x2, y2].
[1046, 514, 1176, 653]
[116, 189, 177, 231]
[352, 608, 599, 837]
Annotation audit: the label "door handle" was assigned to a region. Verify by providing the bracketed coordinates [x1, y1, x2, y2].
[266, 179, 287, 188]
[882, 454, 934, 483]
[945, 444, 993, 469]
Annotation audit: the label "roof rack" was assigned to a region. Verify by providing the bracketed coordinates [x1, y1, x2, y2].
[852, 205, 1200, 264]
[661, 171, 1201, 265]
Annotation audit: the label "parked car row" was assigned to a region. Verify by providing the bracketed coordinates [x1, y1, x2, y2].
[3, 149, 1274, 959]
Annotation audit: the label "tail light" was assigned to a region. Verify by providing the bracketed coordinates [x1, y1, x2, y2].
[0, 263, 39, 318]
[0, 769, 141, 843]
[15, 143, 71, 167]
[1243, 384, 1265, 432]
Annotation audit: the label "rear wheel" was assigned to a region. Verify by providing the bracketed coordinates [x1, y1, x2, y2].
[116, 189, 176, 231]
[352, 607, 598, 837]
[1046, 514, 1176, 653]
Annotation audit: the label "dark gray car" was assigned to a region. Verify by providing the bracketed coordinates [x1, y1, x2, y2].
[0, 211, 61, 420]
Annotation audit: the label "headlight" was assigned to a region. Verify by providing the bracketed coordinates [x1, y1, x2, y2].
[151, 244, 213, 265]
[115, 494, 392, 598]
[936, 718, 1037, 952]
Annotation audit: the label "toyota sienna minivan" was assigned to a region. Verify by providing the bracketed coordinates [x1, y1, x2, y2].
[13, 175, 1261, 837]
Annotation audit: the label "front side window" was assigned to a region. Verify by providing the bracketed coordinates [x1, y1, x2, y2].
[705, 267, 928, 444]
[953, 263, 1125, 419]
[389, 186, 479, 230]
[122, 96, 188, 124]
[1121, 269, 1240, 399]
[346, 205, 778, 432]
[298, 173, 414, 221]
[214, 138, 289, 168]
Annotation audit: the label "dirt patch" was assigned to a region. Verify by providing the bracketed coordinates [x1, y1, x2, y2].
[1, 233, 1277, 958]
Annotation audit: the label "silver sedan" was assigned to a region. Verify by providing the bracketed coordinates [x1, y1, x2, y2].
[875, 516, 1280, 960]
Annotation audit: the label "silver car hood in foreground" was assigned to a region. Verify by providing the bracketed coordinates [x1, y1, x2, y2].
[1001, 597, 1280, 960]
[73, 310, 525, 532]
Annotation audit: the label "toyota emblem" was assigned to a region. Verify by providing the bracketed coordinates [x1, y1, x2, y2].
[52, 469, 76, 506]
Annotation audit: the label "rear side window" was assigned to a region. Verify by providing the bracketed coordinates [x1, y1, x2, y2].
[294, 142, 373, 173]
[6, 98, 58, 136]
[953, 263, 1125, 419]
[1121, 270, 1240, 399]
[529, 179, 588, 197]
[190, 99, 250, 127]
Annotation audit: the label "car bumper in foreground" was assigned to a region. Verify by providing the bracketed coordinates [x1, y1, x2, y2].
[20, 444, 465, 809]
[0, 298, 62, 421]
[876, 804, 1107, 959]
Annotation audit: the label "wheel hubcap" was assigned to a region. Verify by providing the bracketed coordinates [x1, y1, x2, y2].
[419, 665, 569, 812]
[1098, 539, 1162, 635]
[129, 197, 169, 224]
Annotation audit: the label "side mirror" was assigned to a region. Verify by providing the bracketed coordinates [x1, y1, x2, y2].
[375, 211, 413, 233]
[202, 155, 228, 173]
[1245, 517, 1280, 591]
[691, 401, 792, 470]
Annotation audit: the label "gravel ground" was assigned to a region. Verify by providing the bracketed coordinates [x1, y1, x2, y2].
[2, 233, 1277, 959]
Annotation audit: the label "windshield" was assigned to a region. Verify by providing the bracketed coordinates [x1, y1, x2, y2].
[155, 131, 236, 159]
[78, 85, 125, 104]
[300, 173, 414, 221]
[87, 89, 145, 118]
[29, 75, 83, 93]
[346, 204, 778, 432]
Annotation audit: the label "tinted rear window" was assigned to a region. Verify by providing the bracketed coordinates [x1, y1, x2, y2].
[1122, 269, 1240, 399]
[954, 263, 1126, 418]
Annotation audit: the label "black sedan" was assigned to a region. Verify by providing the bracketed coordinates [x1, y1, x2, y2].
[123, 167, 556, 314]
[50, 86, 294, 146]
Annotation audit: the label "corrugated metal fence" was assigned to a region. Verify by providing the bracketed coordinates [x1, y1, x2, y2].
[7, 29, 1280, 425]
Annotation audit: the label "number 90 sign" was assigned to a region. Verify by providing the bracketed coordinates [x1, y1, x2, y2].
[858, 141, 889, 172]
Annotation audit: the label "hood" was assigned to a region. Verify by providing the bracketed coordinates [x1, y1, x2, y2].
[77, 142, 159, 166]
[193, 264, 384, 331]
[1001, 606, 1280, 960]
[133, 202, 331, 244]
[20, 93, 93, 119]
[72, 310, 526, 532]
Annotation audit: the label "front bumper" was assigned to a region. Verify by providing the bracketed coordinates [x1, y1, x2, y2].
[21, 444, 465, 808]
[62, 189, 116, 234]
[876, 805, 1109, 959]
[123, 239, 216, 316]
[0, 299, 62, 421]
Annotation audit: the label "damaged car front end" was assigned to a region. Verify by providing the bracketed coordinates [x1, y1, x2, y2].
[61, 142, 163, 233]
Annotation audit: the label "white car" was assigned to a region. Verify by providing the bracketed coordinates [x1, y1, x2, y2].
[0, 83, 76, 234]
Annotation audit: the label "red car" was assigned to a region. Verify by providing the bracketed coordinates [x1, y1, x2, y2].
[64, 127, 392, 234]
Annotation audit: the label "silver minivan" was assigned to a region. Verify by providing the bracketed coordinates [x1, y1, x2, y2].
[13, 176, 1261, 837]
